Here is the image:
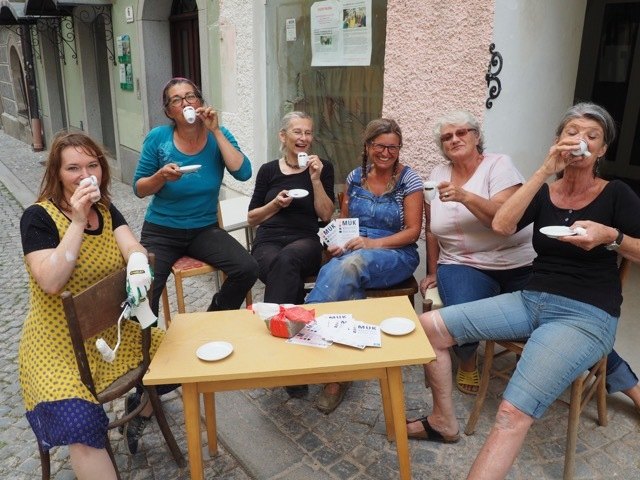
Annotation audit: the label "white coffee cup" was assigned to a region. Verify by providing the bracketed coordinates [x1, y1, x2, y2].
[297, 152, 309, 167]
[79, 175, 101, 203]
[571, 139, 591, 157]
[423, 181, 438, 202]
[183, 106, 197, 124]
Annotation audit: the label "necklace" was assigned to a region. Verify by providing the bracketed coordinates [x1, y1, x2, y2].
[283, 158, 301, 170]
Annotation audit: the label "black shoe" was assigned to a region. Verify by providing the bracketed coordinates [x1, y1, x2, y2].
[285, 385, 309, 398]
[125, 412, 152, 454]
[118, 392, 140, 434]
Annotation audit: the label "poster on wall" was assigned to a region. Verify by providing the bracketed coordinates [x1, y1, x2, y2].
[117, 34, 134, 91]
[310, 0, 371, 67]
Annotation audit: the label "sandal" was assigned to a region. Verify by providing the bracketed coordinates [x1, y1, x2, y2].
[406, 416, 460, 443]
[456, 367, 480, 395]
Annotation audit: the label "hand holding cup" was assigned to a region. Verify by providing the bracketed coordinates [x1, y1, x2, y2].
[183, 106, 197, 124]
[79, 175, 101, 203]
[423, 181, 438, 202]
[297, 152, 309, 167]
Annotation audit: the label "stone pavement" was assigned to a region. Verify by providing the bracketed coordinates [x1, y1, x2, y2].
[1, 129, 639, 479]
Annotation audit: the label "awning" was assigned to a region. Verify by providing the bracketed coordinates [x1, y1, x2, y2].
[0, 1, 37, 25]
[24, 0, 111, 17]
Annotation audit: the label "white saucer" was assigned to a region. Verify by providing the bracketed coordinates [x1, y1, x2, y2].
[178, 164, 202, 174]
[379, 317, 415, 336]
[196, 341, 233, 361]
[539, 226, 577, 239]
[287, 189, 309, 199]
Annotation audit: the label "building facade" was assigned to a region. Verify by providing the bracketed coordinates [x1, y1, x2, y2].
[0, 0, 638, 195]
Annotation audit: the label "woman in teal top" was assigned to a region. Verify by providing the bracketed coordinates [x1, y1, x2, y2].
[133, 77, 258, 313]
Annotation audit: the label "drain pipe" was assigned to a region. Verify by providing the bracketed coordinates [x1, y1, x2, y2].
[21, 24, 44, 152]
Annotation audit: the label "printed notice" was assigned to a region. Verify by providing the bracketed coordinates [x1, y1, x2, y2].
[318, 218, 359, 248]
[310, 0, 372, 66]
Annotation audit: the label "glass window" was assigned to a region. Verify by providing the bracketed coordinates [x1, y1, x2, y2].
[266, 0, 387, 183]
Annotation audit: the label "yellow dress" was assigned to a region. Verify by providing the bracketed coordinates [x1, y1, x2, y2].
[19, 201, 163, 414]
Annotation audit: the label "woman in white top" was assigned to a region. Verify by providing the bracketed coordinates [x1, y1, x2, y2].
[422, 111, 535, 395]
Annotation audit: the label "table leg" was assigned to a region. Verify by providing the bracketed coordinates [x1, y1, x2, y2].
[387, 366, 411, 480]
[203, 392, 218, 455]
[378, 374, 394, 440]
[183, 383, 204, 480]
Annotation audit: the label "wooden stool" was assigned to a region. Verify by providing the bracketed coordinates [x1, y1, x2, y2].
[160, 256, 218, 329]
[160, 256, 253, 328]
[465, 340, 607, 480]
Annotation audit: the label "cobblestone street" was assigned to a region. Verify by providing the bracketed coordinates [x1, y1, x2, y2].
[1, 130, 639, 479]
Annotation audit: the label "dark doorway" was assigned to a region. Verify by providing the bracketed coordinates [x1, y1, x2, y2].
[575, 0, 640, 192]
[170, 0, 201, 86]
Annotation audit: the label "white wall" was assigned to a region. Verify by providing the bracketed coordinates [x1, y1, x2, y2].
[484, 0, 587, 179]
[216, 1, 262, 197]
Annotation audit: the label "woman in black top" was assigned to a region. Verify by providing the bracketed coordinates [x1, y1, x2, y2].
[407, 103, 640, 478]
[248, 112, 335, 307]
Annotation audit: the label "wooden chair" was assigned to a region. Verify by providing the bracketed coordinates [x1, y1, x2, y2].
[464, 258, 630, 480]
[49, 254, 184, 480]
[160, 198, 253, 328]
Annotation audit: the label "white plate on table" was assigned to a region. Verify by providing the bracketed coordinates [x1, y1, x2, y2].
[379, 317, 416, 336]
[178, 164, 202, 174]
[196, 341, 233, 361]
[287, 189, 309, 199]
[539, 226, 578, 239]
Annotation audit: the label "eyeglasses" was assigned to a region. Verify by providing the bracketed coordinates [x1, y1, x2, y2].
[166, 92, 201, 108]
[289, 129, 313, 137]
[369, 142, 402, 154]
[440, 128, 477, 143]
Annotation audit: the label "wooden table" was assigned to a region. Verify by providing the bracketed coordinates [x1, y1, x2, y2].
[144, 297, 435, 479]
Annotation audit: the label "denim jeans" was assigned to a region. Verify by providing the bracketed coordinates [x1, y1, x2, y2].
[437, 264, 532, 362]
[252, 235, 323, 305]
[141, 221, 258, 314]
[606, 349, 639, 393]
[441, 290, 618, 418]
[305, 246, 419, 303]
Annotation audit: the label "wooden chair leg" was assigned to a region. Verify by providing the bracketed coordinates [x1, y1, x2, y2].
[104, 436, 121, 480]
[160, 286, 171, 329]
[174, 272, 186, 314]
[564, 375, 584, 480]
[37, 442, 50, 480]
[465, 340, 495, 435]
[147, 387, 186, 467]
[596, 359, 608, 427]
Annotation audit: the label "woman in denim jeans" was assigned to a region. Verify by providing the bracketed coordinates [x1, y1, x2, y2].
[306, 118, 423, 413]
[423, 111, 535, 395]
[407, 103, 640, 478]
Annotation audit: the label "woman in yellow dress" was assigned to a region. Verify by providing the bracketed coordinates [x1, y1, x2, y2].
[19, 132, 164, 479]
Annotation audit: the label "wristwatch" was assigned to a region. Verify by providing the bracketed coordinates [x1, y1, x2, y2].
[605, 229, 624, 251]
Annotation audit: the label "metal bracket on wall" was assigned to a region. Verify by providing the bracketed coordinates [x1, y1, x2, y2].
[28, 5, 115, 66]
[32, 16, 76, 65]
[485, 43, 503, 109]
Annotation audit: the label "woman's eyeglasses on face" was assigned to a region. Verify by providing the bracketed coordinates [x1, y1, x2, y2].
[369, 142, 402, 154]
[440, 128, 477, 143]
[166, 92, 201, 108]
[289, 129, 313, 138]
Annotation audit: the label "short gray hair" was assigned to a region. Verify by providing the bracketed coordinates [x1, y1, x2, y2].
[279, 111, 313, 153]
[555, 102, 616, 151]
[433, 110, 484, 157]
